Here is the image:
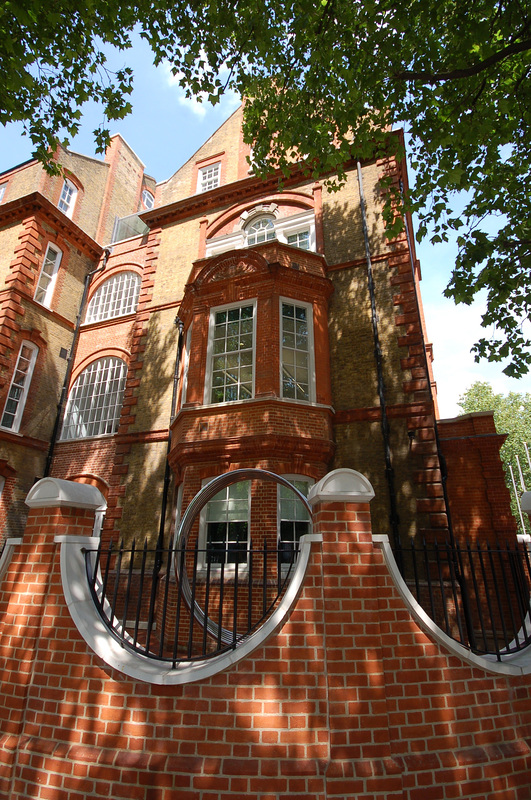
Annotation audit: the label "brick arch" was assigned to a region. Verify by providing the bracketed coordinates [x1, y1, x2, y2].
[206, 191, 315, 239]
[87, 263, 143, 299]
[68, 348, 130, 388]
[67, 473, 110, 500]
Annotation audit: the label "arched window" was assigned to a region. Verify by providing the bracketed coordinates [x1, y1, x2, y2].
[85, 272, 141, 324]
[245, 215, 276, 246]
[61, 357, 127, 440]
[141, 189, 154, 210]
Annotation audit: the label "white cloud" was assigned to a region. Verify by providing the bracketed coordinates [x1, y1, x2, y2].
[162, 62, 240, 118]
[423, 294, 528, 419]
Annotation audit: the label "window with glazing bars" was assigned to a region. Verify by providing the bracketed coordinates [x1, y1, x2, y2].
[58, 179, 77, 217]
[85, 272, 141, 323]
[35, 244, 62, 307]
[204, 481, 250, 566]
[61, 357, 127, 439]
[278, 479, 311, 564]
[281, 302, 310, 401]
[246, 216, 276, 246]
[198, 162, 220, 193]
[287, 230, 310, 250]
[0, 342, 38, 431]
[210, 305, 254, 403]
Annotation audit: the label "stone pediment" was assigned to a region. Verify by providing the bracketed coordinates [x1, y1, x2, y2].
[194, 249, 271, 287]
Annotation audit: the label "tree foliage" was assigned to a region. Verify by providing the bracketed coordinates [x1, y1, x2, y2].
[1, 0, 530, 372]
[459, 381, 531, 534]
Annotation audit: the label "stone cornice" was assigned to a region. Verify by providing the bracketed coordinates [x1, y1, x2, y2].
[0, 192, 102, 260]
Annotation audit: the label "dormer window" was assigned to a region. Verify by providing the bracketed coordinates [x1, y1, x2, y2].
[58, 178, 77, 218]
[245, 216, 276, 246]
[198, 162, 221, 193]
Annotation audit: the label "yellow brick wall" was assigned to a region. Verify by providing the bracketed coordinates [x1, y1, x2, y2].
[130, 307, 180, 433]
[53, 149, 109, 239]
[0, 161, 42, 202]
[0, 440, 46, 537]
[118, 440, 169, 543]
[152, 217, 201, 306]
[98, 137, 146, 244]
[0, 222, 22, 279]
[159, 106, 245, 205]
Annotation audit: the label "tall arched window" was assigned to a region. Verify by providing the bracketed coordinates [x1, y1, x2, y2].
[245, 215, 276, 246]
[61, 357, 127, 440]
[85, 272, 141, 324]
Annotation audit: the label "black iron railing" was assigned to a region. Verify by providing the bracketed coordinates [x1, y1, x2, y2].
[395, 538, 531, 660]
[84, 537, 299, 665]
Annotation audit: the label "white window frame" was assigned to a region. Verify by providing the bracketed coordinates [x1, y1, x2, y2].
[278, 476, 313, 569]
[34, 243, 62, 307]
[245, 215, 277, 246]
[141, 189, 154, 209]
[0, 341, 39, 432]
[85, 272, 141, 324]
[180, 325, 192, 407]
[0, 183, 7, 203]
[61, 357, 127, 440]
[280, 297, 315, 403]
[205, 209, 316, 258]
[197, 162, 221, 194]
[198, 479, 251, 573]
[286, 229, 311, 250]
[58, 178, 77, 218]
[204, 300, 256, 405]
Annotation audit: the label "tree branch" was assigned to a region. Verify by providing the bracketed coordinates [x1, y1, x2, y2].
[396, 37, 531, 83]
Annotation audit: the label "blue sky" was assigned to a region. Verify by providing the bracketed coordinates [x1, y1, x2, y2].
[0, 36, 527, 417]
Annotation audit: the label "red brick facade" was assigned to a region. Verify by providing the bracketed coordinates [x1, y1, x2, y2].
[0, 106, 526, 799]
[0, 484, 529, 799]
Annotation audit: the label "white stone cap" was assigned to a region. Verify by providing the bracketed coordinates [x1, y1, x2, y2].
[308, 468, 375, 506]
[521, 492, 531, 513]
[26, 477, 106, 510]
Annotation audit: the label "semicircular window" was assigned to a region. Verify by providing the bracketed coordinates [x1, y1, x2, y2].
[245, 215, 276, 246]
[85, 272, 141, 324]
[61, 357, 127, 440]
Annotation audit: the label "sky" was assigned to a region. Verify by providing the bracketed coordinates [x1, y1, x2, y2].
[0, 37, 528, 419]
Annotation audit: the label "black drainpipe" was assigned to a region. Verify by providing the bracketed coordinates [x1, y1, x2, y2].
[357, 162, 401, 554]
[43, 247, 111, 477]
[155, 316, 185, 555]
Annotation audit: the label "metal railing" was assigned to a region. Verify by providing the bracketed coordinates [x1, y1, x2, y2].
[84, 537, 299, 666]
[395, 538, 531, 660]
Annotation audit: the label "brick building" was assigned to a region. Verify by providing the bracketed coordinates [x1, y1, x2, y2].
[0, 105, 516, 550]
[0, 106, 528, 800]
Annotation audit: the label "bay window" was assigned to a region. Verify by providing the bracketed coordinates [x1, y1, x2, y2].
[201, 480, 250, 567]
[278, 478, 312, 565]
[206, 302, 255, 404]
[280, 300, 313, 401]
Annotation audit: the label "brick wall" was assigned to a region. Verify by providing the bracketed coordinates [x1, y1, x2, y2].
[439, 411, 518, 543]
[0, 476, 530, 799]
